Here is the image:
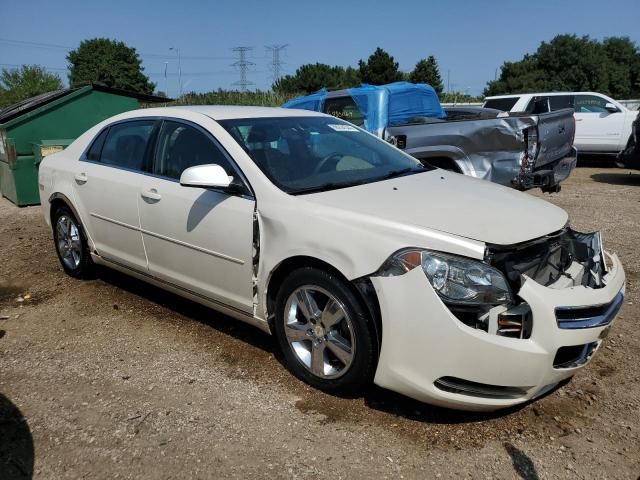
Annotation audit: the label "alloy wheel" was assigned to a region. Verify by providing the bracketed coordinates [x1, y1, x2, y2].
[55, 215, 82, 270]
[283, 285, 355, 379]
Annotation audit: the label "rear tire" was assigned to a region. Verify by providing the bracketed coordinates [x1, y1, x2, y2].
[422, 157, 461, 173]
[273, 267, 377, 396]
[52, 205, 94, 278]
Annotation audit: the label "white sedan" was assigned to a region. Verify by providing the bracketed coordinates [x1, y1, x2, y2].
[38, 106, 625, 411]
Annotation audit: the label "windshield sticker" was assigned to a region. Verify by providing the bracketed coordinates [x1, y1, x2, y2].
[328, 124, 358, 132]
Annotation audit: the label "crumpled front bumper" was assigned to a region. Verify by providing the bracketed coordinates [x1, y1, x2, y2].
[512, 147, 578, 193]
[370, 251, 625, 411]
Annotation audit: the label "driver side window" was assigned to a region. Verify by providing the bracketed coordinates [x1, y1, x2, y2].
[153, 121, 233, 180]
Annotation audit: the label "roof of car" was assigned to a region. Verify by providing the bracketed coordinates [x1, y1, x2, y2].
[485, 92, 603, 100]
[133, 105, 327, 120]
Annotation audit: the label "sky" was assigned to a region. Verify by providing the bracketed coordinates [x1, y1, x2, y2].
[1, 0, 639, 97]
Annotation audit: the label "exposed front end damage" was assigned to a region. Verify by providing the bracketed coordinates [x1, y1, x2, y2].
[369, 228, 625, 411]
[486, 228, 607, 291]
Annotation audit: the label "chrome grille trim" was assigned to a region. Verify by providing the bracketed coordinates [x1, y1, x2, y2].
[555, 290, 624, 329]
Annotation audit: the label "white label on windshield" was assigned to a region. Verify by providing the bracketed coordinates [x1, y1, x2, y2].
[328, 124, 358, 132]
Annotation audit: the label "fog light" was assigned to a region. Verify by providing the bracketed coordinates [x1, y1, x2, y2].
[497, 303, 532, 339]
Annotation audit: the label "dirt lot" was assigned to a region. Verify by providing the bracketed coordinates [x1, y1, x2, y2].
[1, 166, 639, 479]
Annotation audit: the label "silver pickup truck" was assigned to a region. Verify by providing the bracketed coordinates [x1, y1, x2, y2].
[283, 82, 577, 192]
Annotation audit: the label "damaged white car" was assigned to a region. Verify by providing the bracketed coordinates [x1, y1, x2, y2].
[38, 107, 625, 411]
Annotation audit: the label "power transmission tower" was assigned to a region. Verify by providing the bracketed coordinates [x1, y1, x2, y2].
[232, 46, 255, 91]
[265, 44, 288, 85]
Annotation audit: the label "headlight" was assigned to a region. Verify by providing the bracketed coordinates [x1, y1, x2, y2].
[379, 249, 512, 306]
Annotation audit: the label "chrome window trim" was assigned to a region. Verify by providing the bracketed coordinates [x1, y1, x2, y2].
[79, 117, 159, 171]
[152, 117, 255, 199]
[79, 116, 256, 200]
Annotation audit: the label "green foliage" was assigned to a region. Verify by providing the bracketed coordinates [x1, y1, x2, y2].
[158, 87, 483, 110]
[273, 63, 361, 94]
[409, 56, 444, 94]
[440, 91, 483, 103]
[0, 64, 63, 108]
[170, 89, 300, 107]
[358, 47, 403, 85]
[485, 35, 640, 98]
[67, 38, 155, 95]
[602, 37, 640, 98]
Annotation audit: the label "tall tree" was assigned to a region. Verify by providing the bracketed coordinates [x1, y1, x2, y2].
[602, 37, 640, 98]
[272, 63, 360, 93]
[485, 35, 640, 98]
[409, 56, 444, 94]
[358, 48, 403, 85]
[67, 38, 154, 94]
[0, 65, 63, 108]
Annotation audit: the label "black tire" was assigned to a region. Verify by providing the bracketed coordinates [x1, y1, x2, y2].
[51, 205, 94, 278]
[422, 157, 461, 173]
[273, 267, 377, 396]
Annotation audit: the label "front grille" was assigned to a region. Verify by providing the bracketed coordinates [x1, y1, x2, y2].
[434, 376, 531, 399]
[553, 342, 598, 368]
[555, 291, 624, 329]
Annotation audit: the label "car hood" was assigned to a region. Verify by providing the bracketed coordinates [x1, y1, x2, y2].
[302, 170, 568, 246]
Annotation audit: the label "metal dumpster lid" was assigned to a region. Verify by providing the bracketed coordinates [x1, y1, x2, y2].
[32, 139, 75, 147]
[0, 84, 171, 125]
[0, 88, 75, 124]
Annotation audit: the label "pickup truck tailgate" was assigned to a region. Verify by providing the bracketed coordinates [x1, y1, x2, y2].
[533, 108, 575, 168]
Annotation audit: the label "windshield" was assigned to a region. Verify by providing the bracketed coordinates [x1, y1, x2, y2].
[218, 116, 430, 194]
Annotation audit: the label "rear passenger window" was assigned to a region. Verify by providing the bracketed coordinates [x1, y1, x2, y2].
[483, 97, 519, 111]
[526, 96, 550, 114]
[86, 128, 109, 161]
[153, 121, 234, 180]
[99, 120, 155, 171]
[549, 95, 572, 110]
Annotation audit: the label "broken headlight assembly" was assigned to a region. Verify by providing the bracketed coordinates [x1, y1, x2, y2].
[379, 249, 512, 306]
[378, 250, 533, 337]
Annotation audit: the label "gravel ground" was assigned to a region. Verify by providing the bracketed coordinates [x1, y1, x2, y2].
[1, 166, 639, 479]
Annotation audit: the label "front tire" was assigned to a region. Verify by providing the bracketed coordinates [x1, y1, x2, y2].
[273, 267, 376, 396]
[52, 206, 93, 278]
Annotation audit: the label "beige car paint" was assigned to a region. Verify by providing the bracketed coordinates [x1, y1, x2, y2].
[38, 106, 626, 411]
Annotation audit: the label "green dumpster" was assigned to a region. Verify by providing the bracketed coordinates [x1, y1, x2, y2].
[0, 85, 169, 206]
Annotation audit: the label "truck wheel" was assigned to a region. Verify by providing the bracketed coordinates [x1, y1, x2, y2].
[273, 267, 377, 396]
[423, 157, 461, 173]
[52, 206, 94, 278]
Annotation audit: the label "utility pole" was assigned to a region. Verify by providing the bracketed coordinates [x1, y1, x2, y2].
[164, 61, 169, 98]
[169, 47, 182, 98]
[265, 44, 288, 85]
[232, 47, 255, 92]
[447, 69, 450, 93]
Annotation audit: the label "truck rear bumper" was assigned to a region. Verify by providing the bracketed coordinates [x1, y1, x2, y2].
[511, 147, 577, 192]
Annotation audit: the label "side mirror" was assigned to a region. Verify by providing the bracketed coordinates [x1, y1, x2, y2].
[605, 102, 620, 113]
[180, 164, 232, 189]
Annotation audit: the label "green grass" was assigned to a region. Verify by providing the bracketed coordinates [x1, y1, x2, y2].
[145, 89, 301, 108]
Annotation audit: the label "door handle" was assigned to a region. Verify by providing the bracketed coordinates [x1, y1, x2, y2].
[575, 118, 583, 122]
[74, 173, 88, 184]
[141, 188, 162, 202]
